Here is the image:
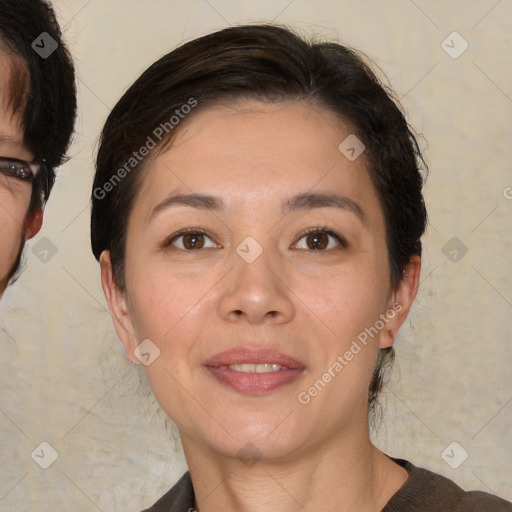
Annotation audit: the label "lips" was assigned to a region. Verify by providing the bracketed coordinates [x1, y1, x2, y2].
[204, 348, 304, 369]
[204, 348, 305, 394]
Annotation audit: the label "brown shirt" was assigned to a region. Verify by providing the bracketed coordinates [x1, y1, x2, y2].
[141, 458, 512, 511]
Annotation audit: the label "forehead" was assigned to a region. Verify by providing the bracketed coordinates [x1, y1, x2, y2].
[0, 51, 12, 113]
[172, 99, 344, 150]
[148, 100, 374, 198]
[133, 100, 385, 231]
[0, 50, 27, 148]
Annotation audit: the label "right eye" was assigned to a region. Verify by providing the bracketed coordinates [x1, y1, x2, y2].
[166, 229, 219, 251]
[0, 158, 34, 182]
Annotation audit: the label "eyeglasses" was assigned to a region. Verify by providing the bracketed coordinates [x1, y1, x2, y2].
[0, 156, 43, 183]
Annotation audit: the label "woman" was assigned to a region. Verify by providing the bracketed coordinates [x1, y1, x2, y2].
[0, 0, 76, 297]
[91, 25, 512, 511]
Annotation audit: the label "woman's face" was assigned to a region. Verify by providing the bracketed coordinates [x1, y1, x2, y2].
[103, 100, 419, 461]
[0, 52, 41, 296]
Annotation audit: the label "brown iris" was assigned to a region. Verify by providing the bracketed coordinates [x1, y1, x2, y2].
[182, 233, 205, 249]
[306, 232, 329, 250]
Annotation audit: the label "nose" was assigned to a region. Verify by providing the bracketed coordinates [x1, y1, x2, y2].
[217, 247, 295, 326]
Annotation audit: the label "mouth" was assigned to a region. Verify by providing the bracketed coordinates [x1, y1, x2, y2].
[204, 348, 306, 394]
[220, 363, 287, 373]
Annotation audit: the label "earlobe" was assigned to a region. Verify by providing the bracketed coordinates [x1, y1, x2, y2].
[24, 209, 43, 239]
[99, 251, 140, 363]
[380, 327, 397, 349]
[379, 255, 421, 349]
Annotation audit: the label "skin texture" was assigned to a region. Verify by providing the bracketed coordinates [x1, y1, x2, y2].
[0, 51, 42, 297]
[101, 100, 421, 511]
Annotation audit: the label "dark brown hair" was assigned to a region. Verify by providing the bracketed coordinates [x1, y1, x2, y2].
[0, 0, 77, 207]
[91, 24, 428, 411]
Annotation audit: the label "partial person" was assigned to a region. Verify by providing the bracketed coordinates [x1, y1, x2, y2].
[91, 24, 512, 511]
[0, 0, 76, 297]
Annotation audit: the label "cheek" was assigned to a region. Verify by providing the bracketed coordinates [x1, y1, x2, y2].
[295, 254, 390, 341]
[292, 264, 390, 414]
[0, 199, 28, 279]
[125, 265, 221, 426]
[125, 255, 220, 347]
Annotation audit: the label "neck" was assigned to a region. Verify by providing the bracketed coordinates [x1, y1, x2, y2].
[181, 429, 408, 512]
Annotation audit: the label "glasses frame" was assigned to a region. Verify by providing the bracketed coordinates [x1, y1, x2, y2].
[0, 156, 49, 200]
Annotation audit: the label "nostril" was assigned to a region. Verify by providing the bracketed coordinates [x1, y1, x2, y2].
[234, 310, 243, 315]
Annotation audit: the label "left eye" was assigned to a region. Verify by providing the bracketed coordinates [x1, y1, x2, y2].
[294, 229, 345, 251]
[0, 159, 34, 182]
[169, 230, 218, 250]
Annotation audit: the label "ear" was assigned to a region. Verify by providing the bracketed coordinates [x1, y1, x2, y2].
[100, 250, 140, 364]
[380, 254, 421, 349]
[24, 208, 43, 239]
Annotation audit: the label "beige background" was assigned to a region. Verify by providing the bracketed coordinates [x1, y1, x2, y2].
[1, 0, 511, 510]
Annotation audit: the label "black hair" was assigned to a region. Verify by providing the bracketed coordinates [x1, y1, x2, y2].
[0, 0, 77, 208]
[91, 24, 428, 411]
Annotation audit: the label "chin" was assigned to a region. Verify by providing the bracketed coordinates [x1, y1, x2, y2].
[182, 408, 309, 462]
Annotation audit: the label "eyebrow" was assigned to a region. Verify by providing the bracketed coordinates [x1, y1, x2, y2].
[149, 191, 366, 224]
[283, 192, 365, 224]
[149, 193, 225, 222]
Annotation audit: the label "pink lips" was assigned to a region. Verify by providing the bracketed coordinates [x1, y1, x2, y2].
[204, 348, 305, 394]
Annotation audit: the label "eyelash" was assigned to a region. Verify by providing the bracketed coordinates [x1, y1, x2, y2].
[0, 158, 34, 182]
[164, 228, 218, 250]
[296, 227, 348, 250]
[164, 226, 348, 251]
